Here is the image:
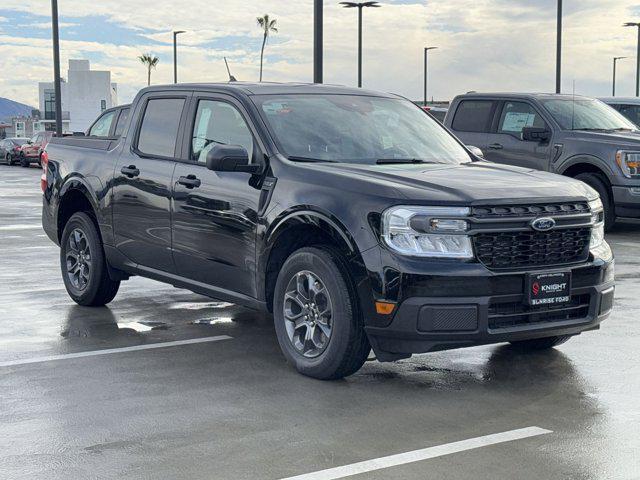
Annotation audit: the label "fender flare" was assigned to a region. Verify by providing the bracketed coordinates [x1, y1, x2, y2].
[557, 154, 615, 180]
[265, 206, 359, 255]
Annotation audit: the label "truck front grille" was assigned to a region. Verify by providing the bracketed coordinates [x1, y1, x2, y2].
[473, 227, 591, 269]
[472, 202, 589, 218]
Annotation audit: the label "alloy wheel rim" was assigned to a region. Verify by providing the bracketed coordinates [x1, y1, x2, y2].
[283, 270, 333, 358]
[66, 228, 92, 291]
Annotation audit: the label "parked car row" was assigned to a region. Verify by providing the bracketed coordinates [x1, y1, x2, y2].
[0, 131, 53, 167]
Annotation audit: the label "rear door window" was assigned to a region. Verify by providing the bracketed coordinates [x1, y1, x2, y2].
[114, 108, 130, 137]
[451, 100, 495, 133]
[89, 110, 116, 137]
[497, 101, 547, 136]
[136, 98, 186, 158]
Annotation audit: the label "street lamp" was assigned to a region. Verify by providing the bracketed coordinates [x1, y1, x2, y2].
[423, 46, 437, 106]
[556, 0, 562, 93]
[173, 30, 186, 84]
[339, 1, 381, 88]
[623, 22, 640, 96]
[50, 0, 63, 136]
[613, 56, 627, 97]
[314, 0, 323, 83]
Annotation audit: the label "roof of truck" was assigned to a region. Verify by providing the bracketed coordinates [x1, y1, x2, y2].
[599, 96, 640, 104]
[138, 82, 397, 97]
[456, 92, 594, 101]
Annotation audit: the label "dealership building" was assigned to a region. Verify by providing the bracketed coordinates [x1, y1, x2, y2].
[37, 59, 118, 133]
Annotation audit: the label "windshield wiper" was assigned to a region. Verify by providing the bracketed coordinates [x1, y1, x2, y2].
[287, 155, 337, 163]
[572, 128, 612, 132]
[376, 158, 431, 164]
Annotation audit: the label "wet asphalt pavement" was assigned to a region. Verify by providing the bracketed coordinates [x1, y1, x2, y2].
[1, 165, 639, 480]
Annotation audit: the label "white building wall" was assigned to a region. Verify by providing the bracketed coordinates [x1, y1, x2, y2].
[38, 60, 118, 133]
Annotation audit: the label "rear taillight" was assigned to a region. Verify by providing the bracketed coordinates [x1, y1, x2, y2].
[40, 151, 49, 193]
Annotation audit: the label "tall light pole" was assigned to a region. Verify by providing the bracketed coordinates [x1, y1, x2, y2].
[613, 56, 627, 97]
[173, 30, 186, 84]
[339, 1, 381, 88]
[314, 0, 323, 83]
[50, 0, 63, 136]
[556, 0, 562, 93]
[423, 46, 437, 106]
[623, 22, 640, 96]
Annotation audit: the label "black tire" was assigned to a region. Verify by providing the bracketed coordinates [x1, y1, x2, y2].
[5, 154, 12, 166]
[273, 246, 370, 380]
[509, 335, 571, 351]
[20, 157, 29, 168]
[575, 172, 614, 231]
[60, 212, 120, 306]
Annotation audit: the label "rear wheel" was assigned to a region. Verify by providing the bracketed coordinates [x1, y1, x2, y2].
[4, 154, 11, 165]
[509, 335, 571, 351]
[273, 247, 370, 380]
[575, 172, 614, 231]
[60, 212, 120, 306]
[20, 156, 29, 168]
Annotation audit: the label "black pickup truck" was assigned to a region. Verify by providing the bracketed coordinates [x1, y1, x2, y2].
[42, 83, 615, 379]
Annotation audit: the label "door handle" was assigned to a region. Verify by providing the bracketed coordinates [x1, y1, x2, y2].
[488, 143, 504, 150]
[178, 174, 201, 189]
[121, 165, 140, 177]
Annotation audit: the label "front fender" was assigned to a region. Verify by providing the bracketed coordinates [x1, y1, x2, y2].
[558, 154, 616, 180]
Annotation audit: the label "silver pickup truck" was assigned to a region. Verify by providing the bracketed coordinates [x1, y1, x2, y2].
[444, 93, 640, 230]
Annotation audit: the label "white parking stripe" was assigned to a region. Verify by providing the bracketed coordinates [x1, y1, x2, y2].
[0, 335, 232, 367]
[280, 426, 552, 480]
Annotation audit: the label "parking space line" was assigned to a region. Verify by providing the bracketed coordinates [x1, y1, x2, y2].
[279, 426, 552, 480]
[0, 335, 232, 367]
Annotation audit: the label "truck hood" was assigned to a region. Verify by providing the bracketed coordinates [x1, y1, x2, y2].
[569, 129, 640, 148]
[318, 161, 596, 204]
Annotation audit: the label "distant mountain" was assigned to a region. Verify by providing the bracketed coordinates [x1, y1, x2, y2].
[0, 97, 35, 122]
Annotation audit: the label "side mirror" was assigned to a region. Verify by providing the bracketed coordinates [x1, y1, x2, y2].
[522, 127, 551, 143]
[466, 145, 484, 159]
[205, 144, 262, 174]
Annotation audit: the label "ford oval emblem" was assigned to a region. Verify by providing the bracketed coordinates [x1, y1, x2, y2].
[531, 217, 556, 232]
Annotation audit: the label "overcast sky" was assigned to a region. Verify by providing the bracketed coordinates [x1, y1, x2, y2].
[1, 0, 640, 107]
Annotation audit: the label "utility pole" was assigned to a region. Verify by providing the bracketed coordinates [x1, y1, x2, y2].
[339, 2, 381, 88]
[424, 47, 437, 106]
[613, 56, 627, 96]
[50, 0, 63, 136]
[173, 30, 185, 84]
[623, 23, 640, 96]
[556, 0, 562, 93]
[314, 0, 323, 83]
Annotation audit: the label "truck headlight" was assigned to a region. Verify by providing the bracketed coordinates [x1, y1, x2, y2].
[616, 150, 640, 179]
[588, 197, 605, 249]
[382, 206, 473, 258]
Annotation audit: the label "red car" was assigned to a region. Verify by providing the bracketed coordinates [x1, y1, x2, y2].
[20, 131, 53, 167]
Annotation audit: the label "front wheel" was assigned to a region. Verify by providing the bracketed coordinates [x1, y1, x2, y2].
[575, 172, 614, 231]
[4, 154, 11, 166]
[20, 157, 29, 168]
[60, 212, 120, 306]
[509, 335, 571, 351]
[273, 247, 370, 380]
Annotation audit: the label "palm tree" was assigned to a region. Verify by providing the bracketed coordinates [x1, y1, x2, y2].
[256, 14, 278, 82]
[138, 53, 159, 86]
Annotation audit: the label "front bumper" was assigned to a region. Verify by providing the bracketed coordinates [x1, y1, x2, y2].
[613, 185, 640, 219]
[360, 247, 614, 360]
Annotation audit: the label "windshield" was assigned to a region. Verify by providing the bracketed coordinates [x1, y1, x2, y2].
[253, 94, 471, 164]
[541, 98, 637, 131]
[11, 139, 28, 146]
